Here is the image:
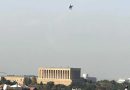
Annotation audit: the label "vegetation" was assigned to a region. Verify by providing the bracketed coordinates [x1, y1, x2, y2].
[0, 77, 17, 85]
[23, 77, 32, 85]
[1, 77, 130, 90]
[34, 80, 130, 90]
[96, 80, 128, 90]
[31, 76, 37, 85]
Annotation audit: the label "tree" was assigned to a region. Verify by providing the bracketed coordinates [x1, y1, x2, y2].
[23, 77, 32, 85]
[46, 81, 54, 90]
[5, 80, 11, 85]
[40, 81, 43, 85]
[1, 77, 6, 84]
[55, 84, 66, 90]
[31, 76, 37, 85]
[11, 81, 17, 85]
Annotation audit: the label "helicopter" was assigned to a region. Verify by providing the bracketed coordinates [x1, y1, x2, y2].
[69, 4, 73, 10]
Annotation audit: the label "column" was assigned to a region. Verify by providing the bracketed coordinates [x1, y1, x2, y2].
[61, 70, 62, 79]
[52, 70, 53, 78]
[50, 70, 51, 78]
[67, 70, 69, 79]
[55, 70, 57, 79]
[57, 70, 58, 79]
[66, 70, 67, 79]
[41, 69, 43, 78]
[55, 70, 56, 79]
[51, 70, 52, 78]
[48, 70, 49, 79]
[38, 69, 41, 78]
[54, 70, 55, 79]
[59, 70, 61, 79]
[49, 70, 50, 78]
[63, 70, 65, 79]
[58, 70, 60, 79]
[64, 70, 66, 79]
[46, 70, 48, 78]
[56, 70, 58, 79]
[64, 70, 65, 79]
[41, 69, 42, 78]
[45, 70, 46, 78]
[42, 69, 43, 78]
[62, 70, 63, 79]
[60, 70, 62, 79]
[43, 70, 45, 79]
[48, 70, 49, 78]
[46, 70, 47, 78]
[69, 70, 70, 79]
[59, 70, 60, 79]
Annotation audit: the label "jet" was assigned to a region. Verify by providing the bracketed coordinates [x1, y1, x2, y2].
[69, 4, 73, 10]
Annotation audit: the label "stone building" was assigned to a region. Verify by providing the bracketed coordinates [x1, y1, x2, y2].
[4, 75, 24, 85]
[37, 67, 81, 86]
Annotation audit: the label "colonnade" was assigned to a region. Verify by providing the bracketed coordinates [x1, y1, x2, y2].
[39, 69, 70, 79]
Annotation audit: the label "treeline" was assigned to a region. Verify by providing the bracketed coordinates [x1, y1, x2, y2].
[1, 77, 130, 90]
[0, 76, 37, 86]
[0, 77, 17, 85]
[36, 80, 130, 90]
[96, 80, 129, 90]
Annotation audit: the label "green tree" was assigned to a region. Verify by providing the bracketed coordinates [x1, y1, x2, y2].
[23, 77, 32, 85]
[31, 76, 37, 85]
[36, 82, 44, 90]
[1, 77, 6, 84]
[46, 81, 54, 90]
[40, 81, 43, 85]
[55, 84, 66, 90]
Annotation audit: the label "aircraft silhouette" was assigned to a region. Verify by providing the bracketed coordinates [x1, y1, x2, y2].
[69, 4, 73, 10]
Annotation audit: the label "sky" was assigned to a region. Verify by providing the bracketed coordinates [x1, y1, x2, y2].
[0, 0, 130, 80]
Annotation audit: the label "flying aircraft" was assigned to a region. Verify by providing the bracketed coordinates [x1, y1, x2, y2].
[69, 4, 73, 10]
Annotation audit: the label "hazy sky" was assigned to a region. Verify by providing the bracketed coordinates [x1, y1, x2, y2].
[0, 0, 130, 80]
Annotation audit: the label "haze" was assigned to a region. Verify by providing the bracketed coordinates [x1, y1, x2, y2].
[0, 0, 130, 80]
